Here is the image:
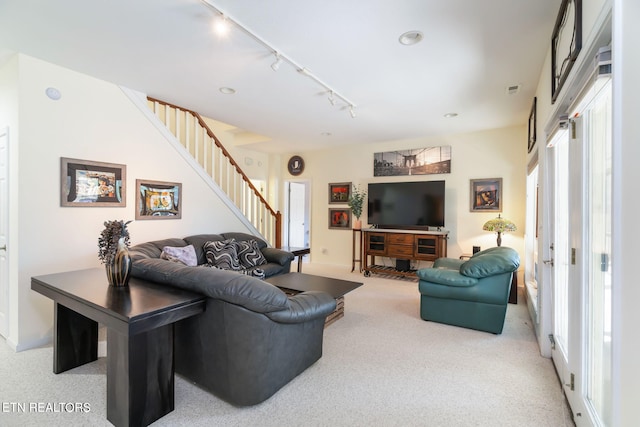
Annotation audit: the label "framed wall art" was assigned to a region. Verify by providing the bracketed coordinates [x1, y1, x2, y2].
[329, 182, 351, 204]
[551, 0, 582, 103]
[528, 97, 537, 153]
[135, 179, 182, 220]
[328, 208, 352, 230]
[470, 178, 502, 212]
[374, 146, 451, 177]
[60, 157, 126, 207]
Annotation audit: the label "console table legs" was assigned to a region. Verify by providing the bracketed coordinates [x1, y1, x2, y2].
[107, 325, 174, 427]
[54, 302, 175, 427]
[54, 303, 98, 374]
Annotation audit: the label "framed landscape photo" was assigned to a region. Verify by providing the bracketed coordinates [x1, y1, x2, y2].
[135, 179, 182, 220]
[60, 157, 126, 207]
[328, 208, 352, 230]
[329, 182, 351, 204]
[470, 178, 502, 212]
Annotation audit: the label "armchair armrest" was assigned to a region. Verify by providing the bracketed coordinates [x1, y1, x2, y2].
[416, 268, 478, 287]
[262, 247, 295, 266]
[266, 291, 337, 324]
[433, 257, 465, 270]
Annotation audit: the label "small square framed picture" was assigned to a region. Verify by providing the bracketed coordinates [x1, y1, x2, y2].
[328, 208, 352, 229]
[136, 179, 182, 220]
[470, 178, 502, 212]
[328, 182, 351, 204]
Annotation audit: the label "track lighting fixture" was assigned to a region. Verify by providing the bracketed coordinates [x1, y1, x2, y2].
[328, 91, 336, 106]
[271, 53, 282, 71]
[201, 0, 357, 118]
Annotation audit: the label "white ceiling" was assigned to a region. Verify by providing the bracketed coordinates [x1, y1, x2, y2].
[0, 0, 559, 153]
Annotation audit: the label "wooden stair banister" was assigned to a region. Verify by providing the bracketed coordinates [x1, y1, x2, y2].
[147, 96, 282, 248]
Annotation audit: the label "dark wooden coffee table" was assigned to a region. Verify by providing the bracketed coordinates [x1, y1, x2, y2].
[265, 272, 362, 326]
[31, 268, 206, 427]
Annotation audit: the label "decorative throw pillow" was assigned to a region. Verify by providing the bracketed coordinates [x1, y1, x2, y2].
[160, 245, 198, 267]
[204, 239, 241, 270]
[236, 239, 268, 269]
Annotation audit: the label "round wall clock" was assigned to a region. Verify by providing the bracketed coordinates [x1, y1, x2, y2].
[287, 155, 305, 176]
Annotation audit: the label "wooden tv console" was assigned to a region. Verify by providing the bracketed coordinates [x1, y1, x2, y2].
[362, 228, 448, 278]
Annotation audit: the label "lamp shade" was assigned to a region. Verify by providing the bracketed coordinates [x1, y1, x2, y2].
[483, 214, 516, 246]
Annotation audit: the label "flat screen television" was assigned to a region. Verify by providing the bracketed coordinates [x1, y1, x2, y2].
[367, 181, 445, 229]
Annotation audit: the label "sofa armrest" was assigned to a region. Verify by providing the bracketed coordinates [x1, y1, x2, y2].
[416, 268, 478, 287]
[266, 291, 337, 324]
[262, 247, 295, 266]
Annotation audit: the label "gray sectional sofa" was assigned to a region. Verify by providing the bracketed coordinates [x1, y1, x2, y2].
[129, 232, 337, 406]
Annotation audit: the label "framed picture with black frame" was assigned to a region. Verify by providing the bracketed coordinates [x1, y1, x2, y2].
[551, 0, 582, 103]
[60, 157, 126, 207]
[528, 97, 537, 153]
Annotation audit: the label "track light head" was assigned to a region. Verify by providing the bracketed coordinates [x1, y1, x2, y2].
[271, 53, 282, 71]
[213, 14, 230, 37]
[328, 91, 336, 106]
[349, 105, 356, 118]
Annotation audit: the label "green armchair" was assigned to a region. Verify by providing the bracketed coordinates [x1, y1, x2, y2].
[417, 247, 520, 334]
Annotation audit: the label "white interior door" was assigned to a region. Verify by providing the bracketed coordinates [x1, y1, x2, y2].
[0, 127, 9, 338]
[286, 181, 309, 248]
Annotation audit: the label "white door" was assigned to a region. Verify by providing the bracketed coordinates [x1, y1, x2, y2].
[286, 181, 309, 248]
[547, 126, 571, 393]
[0, 127, 9, 338]
[547, 77, 613, 425]
[580, 78, 613, 425]
[547, 122, 589, 421]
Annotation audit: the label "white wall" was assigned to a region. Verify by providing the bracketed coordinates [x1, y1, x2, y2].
[283, 126, 527, 270]
[5, 54, 249, 350]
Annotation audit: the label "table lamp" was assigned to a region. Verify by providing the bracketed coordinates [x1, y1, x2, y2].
[482, 214, 516, 247]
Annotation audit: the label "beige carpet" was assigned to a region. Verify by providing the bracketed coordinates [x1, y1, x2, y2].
[0, 263, 574, 426]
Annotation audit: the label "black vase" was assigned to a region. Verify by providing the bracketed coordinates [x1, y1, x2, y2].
[106, 237, 132, 287]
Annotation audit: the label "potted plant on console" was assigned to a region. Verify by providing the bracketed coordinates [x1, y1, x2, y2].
[98, 219, 132, 287]
[348, 185, 367, 230]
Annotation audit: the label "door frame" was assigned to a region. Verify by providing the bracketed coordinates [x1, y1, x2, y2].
[0, 126, 9, 338]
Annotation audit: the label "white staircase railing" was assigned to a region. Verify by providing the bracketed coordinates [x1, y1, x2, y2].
[147, 97, 281, 248]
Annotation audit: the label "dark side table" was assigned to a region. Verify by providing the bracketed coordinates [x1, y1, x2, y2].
[279, 246, 310, 272]
[31, 268, 206, 427]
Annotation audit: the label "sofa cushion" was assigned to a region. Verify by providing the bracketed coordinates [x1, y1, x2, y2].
[460, 247, 520, 278]
[204, 239, 242, 270]
[236, 239, 268, 268]
[160, 244, 198, 267]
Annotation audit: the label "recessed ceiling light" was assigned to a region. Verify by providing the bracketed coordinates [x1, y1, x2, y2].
[45, 87, 61, 100]
[219, 87, 236, 95]
[399, 31, 424, 46]
[444, 113, 458, 118]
